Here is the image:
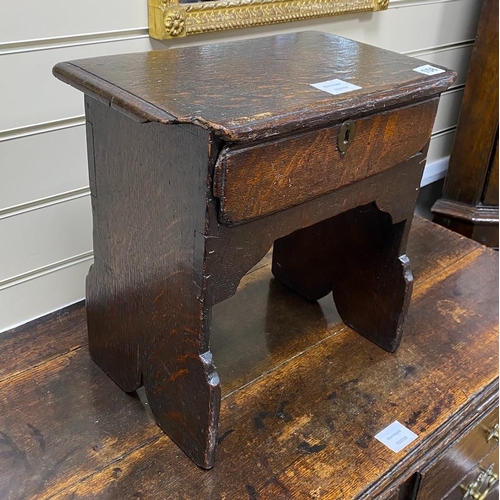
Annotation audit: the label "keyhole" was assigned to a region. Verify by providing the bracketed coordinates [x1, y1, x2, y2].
[344, 128, 350, 144]
[338, 120, 355, 155]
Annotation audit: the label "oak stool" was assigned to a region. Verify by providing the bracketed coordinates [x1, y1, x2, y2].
[53, 32, 455, 468]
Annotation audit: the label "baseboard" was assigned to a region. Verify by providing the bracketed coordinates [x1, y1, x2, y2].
[421, 156, 449, 187]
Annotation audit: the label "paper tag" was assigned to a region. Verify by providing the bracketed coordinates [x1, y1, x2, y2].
[310, 79, 362, 96]
[413, 64, 445, 76]
[374, 421, 418, 453]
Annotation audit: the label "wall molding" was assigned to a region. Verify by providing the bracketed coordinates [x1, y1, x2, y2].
[0, 262, 90, 334]
[0, 188, 90, 220]
[404, 39, 474, 57]
[0, 116, 85, 142]
[431, 126, 457, 139]
[389, 0, 461, 9]
[0, 16, 474, 57]
[0, 28, 148, 55]
[443, 84, 465, 95]
[0, 251, 93, 291]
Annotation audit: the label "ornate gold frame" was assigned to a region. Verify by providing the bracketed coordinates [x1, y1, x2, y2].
[148, 0, 388, 39]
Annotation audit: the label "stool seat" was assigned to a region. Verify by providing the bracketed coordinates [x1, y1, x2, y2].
[53, 32, 455, 468]
[53, 31, 454, 142]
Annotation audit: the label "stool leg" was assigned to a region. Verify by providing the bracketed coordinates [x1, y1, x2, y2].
[86, 263, 142, 393]
[142, 294, 221, 470]
[272, 203, 412, 352]
[272, 218, 336, 302]
[84, 98, 221, 468]
[328, 205, 411, 353]
[87, 255, 221, 469]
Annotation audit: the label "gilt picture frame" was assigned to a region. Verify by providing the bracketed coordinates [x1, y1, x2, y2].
[148, 0, 388, 39]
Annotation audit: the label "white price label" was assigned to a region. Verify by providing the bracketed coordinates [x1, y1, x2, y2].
[374, 421, 418, 453]
[310, 78, 362, 96]
[413, 65, 445, 76]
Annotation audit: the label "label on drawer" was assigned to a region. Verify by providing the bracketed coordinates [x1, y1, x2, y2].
[413, 64, 445, 76]
[310, 78, 362, 95]
[375, 421, 418, 452]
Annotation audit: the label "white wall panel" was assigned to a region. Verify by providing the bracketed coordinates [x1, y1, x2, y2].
[421, 129, 457, 186]
[0, 125, 88, 210]
[0, 1, 147, 44]
[328, 0, 481, 53]
[0, 38, 154, 132]
[0, 258, 91, 332]
[0, 196, 92, 282]
[1, 0, 481, 53]
[421, 156, 449, 187]
[433, 89, 464, 134]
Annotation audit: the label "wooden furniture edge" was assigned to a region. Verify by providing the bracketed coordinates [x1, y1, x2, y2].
[52, 61, 456, 143]
[361, 378, 500, 499]
[432, 199, 499, 224]
[52, 62, 177, 125]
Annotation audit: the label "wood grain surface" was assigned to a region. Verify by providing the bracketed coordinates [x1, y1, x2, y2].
[442, 447, 499, 500]
[0, 217, 497, 500]
[0, 302, 86, 383]
[84, 97, 221, 468]
[440, 0, 498, 206]
[204, 152, 427, 308]
[271, 203, 413, 353]
[53, 32, 456, 142]
[431, 0, 499, 248]
[214, 99, 438, 224]
[80, 74, 439, 466]
[483, 138, 499, 206]
[52, 33, 456, 466]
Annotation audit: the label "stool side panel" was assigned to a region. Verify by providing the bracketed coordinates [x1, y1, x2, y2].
[84, 96, 221, 468]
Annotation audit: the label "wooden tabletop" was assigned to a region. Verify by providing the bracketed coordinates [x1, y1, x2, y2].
[53, 32, 456, 141]
[0, 217, 498, 499]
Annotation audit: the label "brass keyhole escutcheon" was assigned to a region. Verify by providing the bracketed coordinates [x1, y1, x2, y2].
[338, 120, 356, 155]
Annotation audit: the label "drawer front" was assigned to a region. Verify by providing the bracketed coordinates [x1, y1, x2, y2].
[417, 407, 499, 500]
[214, 98, 438, 225]
[443, 447, 499, 500]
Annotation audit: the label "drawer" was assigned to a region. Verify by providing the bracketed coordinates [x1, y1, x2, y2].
[444, 447, 499, 500]
[213, 98, 438, 225]
[417, 407, 499, 499]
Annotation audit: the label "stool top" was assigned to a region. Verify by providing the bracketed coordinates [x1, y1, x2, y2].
[53, 31, 455, 142]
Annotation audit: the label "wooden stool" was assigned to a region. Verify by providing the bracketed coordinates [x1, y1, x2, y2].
[53, 32, 455, 468]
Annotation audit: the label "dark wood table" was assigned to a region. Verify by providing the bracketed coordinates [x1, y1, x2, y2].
[0, 217, 498, 499]
[52, 32, 456, 467]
